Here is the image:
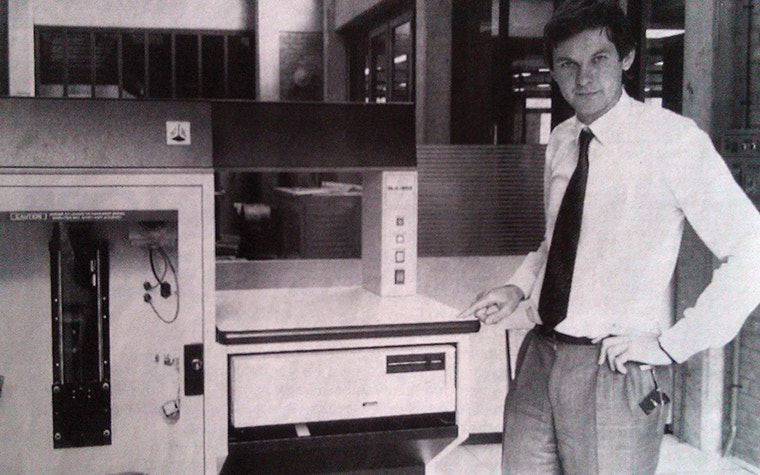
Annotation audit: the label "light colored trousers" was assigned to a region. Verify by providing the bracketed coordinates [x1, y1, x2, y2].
[502, 329, 671, 475]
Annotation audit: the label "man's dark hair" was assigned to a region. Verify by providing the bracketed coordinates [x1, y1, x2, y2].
[543, 0, 636, 67]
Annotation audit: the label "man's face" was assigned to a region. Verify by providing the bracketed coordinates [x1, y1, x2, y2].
[551, 28, 635, 124]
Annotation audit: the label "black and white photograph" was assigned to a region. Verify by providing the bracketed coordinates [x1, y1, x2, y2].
[0, 1, 759, 474]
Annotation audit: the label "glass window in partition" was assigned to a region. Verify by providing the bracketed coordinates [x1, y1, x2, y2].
[35, 26, 256, 100]
[348, 7, 414, 104]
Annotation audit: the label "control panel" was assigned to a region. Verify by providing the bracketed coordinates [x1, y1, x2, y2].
[362, 171, 418, 296]
[722, 130, 760, 156]
[722, 130, 760, 207]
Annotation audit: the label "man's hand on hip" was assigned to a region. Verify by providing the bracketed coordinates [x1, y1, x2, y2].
[594, 332, 674, 374]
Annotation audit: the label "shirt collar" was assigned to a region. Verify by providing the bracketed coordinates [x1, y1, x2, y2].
[569, 91, 632, 145]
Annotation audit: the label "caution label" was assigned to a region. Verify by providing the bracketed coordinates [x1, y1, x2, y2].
[1, 210, 176, 222]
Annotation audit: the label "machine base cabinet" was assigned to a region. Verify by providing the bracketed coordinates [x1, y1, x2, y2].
[221, 425, 457, 475]
[222, 345, 459, 474]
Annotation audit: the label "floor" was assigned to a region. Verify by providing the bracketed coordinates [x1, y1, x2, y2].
[432, 435, 760, 475]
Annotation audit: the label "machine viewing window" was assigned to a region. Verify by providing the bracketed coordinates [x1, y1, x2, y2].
[35, 26, 256, 99]
[34, 210, 179, 449]
[215, 172, 363, 260]
[49, 222, 111, 448]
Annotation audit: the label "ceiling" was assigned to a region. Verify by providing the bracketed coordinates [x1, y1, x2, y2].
[651, 0, 685, 29]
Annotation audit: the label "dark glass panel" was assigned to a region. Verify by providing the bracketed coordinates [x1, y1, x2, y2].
[66, 30, 91, 87]
[202, 35, 225, 98]
[38, 29, 65, 85]
[122, 33, 146, 98]
[391, 21, 411, 101]
[175, 34, 200, 98]
[370, 32, 387, 102]
[94, 33, 118, 97]
[148, 33, 171, 98]
[227, 34, 256, 99]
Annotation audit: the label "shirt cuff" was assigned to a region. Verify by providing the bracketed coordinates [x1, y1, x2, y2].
[657, 330, 691, 364]
[657, 337, 678, 364]
[505, 270, 536, 302]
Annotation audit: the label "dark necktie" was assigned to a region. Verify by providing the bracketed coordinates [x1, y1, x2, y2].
[538, 128, 594, 329]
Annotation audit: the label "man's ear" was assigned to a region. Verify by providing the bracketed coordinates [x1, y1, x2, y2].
[622, 49, 636, 71]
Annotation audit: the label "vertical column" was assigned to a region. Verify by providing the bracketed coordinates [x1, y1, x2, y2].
[416, 0, 452, 144]
[674, 0, 725, 456]
[8, 0, 34, 96]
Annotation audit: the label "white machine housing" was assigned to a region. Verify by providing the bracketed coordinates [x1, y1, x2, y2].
[362, 170, 418, 296]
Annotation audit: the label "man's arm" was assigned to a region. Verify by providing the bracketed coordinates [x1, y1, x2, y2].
[658, 131, 760, 363]
[459, 134, 559, 325]
[598, 129, 760, 369]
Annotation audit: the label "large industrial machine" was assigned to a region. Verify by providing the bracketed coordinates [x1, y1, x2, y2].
[0, 97, 478, 475]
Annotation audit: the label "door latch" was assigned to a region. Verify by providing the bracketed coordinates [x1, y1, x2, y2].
[183, 344, 204, 396]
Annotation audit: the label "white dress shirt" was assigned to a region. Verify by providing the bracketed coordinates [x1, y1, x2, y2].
[507, 92, 760, 363]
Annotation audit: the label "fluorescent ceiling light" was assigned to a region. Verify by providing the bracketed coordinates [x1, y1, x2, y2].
[646, 29, 684, 39]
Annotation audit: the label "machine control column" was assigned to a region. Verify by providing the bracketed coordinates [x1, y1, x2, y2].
[362, 171, 418, 296]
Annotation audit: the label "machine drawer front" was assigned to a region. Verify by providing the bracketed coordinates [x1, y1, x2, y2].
[230, 345, 456, 428]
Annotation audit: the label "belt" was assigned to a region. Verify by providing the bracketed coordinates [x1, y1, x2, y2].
[535, 325, 596, 345]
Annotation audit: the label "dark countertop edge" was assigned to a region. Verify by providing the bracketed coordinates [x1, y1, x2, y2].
[0, 167, 213, 174]
[216, 320, 481, 345]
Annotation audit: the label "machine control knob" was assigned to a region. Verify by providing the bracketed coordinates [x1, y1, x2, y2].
[191, 358, 203, 372]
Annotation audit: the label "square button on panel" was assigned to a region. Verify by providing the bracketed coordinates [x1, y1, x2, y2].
[396, 217, 405, 226]
[395, 251, 405, 263]
[394, 269, 406, 284]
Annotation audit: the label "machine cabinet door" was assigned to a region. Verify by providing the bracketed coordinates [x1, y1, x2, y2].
[0, 181, 207, 475]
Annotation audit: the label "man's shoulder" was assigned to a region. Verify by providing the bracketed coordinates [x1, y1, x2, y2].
[548, 118, 579, 142]
[629, 99, 702, 139]
[627, 101, 717, 170]
[546, 100, 708, 147]
[545, 119, 579, 162]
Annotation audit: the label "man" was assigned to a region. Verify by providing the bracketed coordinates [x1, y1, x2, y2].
[458, 1, 760, 473]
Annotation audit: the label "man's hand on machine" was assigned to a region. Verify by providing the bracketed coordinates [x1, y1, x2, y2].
[457, 285, 524, 324]
[594, 332, 675, 374]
